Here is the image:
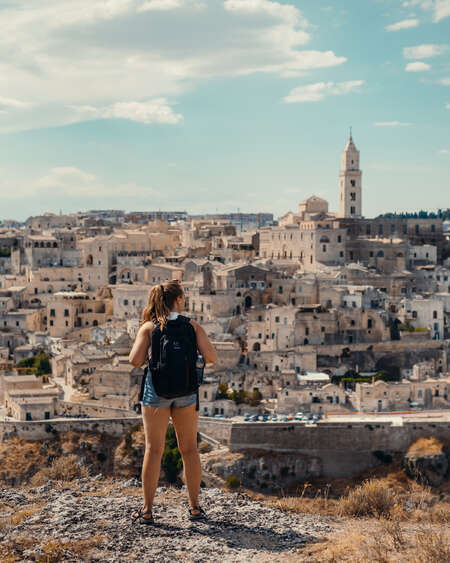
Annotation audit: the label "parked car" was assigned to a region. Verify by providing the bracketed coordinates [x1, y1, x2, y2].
[270, 414, 278, 421]
[279, 415, 288, 422]
[250, 414, 259, 422]
[262, 413, 269, 421]
[214, 414, 225, 419]
[244, 413, 251, 421]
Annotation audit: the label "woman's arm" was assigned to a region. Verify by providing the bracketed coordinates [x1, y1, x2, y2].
[191, 320, 217, 365]
[128, 321, 153, 367]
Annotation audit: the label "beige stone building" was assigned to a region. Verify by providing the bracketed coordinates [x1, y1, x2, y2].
[88, 356, 143, 409]
[46, 291, 112, 337]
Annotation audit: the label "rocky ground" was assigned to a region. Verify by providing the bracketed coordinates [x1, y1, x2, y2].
[0, 477, 337, 562]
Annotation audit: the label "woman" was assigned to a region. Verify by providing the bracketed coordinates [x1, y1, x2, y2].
[129, 280, 217, 524]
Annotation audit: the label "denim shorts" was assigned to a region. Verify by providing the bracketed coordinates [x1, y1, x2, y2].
[140, 370, 197, 409]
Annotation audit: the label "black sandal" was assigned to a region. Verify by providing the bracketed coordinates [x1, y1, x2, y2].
[188, 505, 207, 521]
[133, 506, 155, 525]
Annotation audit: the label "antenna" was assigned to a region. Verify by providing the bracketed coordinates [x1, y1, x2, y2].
[349, 125, 352, 138]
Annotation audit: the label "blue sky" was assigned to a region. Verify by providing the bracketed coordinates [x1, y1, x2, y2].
[0, 0, 449, 222]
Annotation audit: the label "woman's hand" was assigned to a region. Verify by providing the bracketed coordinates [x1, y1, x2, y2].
[129, 321, 153, 367]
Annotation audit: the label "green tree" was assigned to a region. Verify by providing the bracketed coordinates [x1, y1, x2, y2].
[216, 383, 229, 399]
[161, 425, 183, 483]
[247, 390, 262, 407]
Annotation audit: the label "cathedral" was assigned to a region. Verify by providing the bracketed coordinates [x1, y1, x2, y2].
[258, 134, 444, 272]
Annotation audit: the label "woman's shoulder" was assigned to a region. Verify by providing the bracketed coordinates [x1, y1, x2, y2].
[140, 320, 154, 334]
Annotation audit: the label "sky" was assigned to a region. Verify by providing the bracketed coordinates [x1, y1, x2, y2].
[0, 0, 449, 222]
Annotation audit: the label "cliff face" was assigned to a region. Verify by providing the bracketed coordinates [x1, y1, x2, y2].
[0, 477, 334, 562]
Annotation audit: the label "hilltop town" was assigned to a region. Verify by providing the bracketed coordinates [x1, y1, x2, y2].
[0, 135, 449, 467]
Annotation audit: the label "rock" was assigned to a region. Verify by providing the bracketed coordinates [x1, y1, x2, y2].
[404, 437, 449, 487]
[404, 452, 449, 487]
[0, 479, 335, 562]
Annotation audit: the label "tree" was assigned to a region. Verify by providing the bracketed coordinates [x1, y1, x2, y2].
[161, 425, 183, 483]
[247, 390, 262, 407]
[216, 383, 229, 399]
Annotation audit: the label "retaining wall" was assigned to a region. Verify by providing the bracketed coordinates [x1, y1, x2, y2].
[198, 418, 450, 479]
[0, 417, 142, 441]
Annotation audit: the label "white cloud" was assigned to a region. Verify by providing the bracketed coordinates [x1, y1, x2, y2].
[37, 167, 96, 191]
[446, 103, 450, 108]
[0, 0, 347, 131]
[439, 148, 450, 154]
[284, 80, 364, 103]
[224, 0, 306, 25]
[405, 61, 431, 71]
[403, 44, 447, 58]
[70, 99, 183, 125]
[385, 18, 419, 31]
[374, 121, 413, 126]
[137, 0, 205, 12]
[34, 166, 158, 198]
[401, 0, 450, 22]
[138, 0, 182, 10]
[440, 77, 450, 85]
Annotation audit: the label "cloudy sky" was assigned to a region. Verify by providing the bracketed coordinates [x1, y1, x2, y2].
[0, 0, 449, 221]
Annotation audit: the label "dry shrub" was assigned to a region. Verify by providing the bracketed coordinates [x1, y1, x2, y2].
[0, 505, 43, 531]
[414, 527, 450, 563]
[38, 536, 105, 562]
[337, 478, 397, 518]
[198, 441, 213, 454]
[30, 454, 90, 486]
[407, 437, 444, 457]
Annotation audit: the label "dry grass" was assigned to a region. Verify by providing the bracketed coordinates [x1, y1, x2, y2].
[406, 437, 445, 457]
[30, 454, 90, 486]
[0, 505, 43, 531]
[337, 479, 398, 518]
[303, 520, 450, 563]
[198, 441, 213, 454]
[2, 534, 106, 562]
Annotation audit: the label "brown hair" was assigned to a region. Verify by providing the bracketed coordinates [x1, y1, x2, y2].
[140, 279, 184, 329]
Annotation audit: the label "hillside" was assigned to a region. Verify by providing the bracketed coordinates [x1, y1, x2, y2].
[0, 431, 449, 561]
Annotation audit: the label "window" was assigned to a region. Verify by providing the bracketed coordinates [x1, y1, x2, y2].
[340, 251, 344, 257]
[350, 192, 356, 201]
[124, 299, 128, 306]
[367, 319, 373, 329]
[322, 245, 327, 252]
[275, 316, 279, 323]
[431, 224, 435, 233]
[305, 327, 309, 335]
[412, 311, 417, 319]
[433, 311, 438, 319]
[337, 235, 342, 243]
[64, 309, 69, 317]
[350, 206, 356, 215]
[350, 180, 356, 187]
[50, 309, 55, 317]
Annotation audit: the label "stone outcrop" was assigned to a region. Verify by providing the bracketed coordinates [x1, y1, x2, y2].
[0, 478, 335, 562]
[204, 449, 322, 491]
[403, 437, 449, 487]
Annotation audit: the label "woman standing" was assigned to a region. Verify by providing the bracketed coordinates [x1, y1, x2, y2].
[129, 280, 217, 524]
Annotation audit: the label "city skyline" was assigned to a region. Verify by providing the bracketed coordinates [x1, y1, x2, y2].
[1, 0, 449, 221]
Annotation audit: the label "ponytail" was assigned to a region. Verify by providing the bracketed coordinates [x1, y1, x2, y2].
[141, 280, 183, 329]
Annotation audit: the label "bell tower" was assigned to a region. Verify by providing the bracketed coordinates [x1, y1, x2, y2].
[338, 130, 362, 218]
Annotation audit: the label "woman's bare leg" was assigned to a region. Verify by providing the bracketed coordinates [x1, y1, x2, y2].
[140, 405, 171, 517]
[171, 404, 201, 510]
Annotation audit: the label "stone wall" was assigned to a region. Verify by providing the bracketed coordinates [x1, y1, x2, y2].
[56, 400, 134, 419]
[0, 416, 142, 441]
[198, 418, 450, 479]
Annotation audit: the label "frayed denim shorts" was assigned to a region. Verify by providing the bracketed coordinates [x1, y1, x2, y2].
[140, 370, 197, 409]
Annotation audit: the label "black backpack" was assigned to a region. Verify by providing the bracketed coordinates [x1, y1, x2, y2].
[138, 314, 200, 409]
